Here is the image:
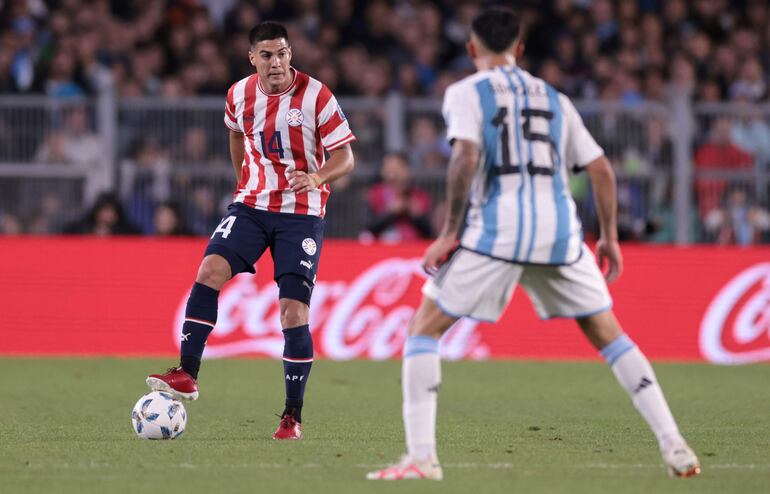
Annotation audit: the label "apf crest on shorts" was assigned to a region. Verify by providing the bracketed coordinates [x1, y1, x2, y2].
[302, 238, 317, 255]
[286, 108, 304, 127]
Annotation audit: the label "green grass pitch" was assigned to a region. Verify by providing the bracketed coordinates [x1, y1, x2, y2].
[1, 358, 768, 493]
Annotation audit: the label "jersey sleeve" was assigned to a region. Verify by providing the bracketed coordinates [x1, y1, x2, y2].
[224, 83, 241, 133]
[317, 85, 356, 151]
[560, 94, 603, 169]
[442, 82, 482, 146]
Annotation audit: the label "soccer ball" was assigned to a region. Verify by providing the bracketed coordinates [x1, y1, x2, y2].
[131, 391, 187, 440]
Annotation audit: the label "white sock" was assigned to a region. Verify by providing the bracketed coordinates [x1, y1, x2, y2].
[601, 334, 684, 450]
[402, 336, 441, 461]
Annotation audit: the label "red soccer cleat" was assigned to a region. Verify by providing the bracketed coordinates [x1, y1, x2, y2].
[272, 414, 302, 440]
[146, 367, 199, 401]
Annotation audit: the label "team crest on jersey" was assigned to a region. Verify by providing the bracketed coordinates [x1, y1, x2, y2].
[286, 108, 304, 127]
[301, 238, 317, 256]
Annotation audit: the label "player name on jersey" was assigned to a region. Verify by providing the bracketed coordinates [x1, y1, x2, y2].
[443, 65, 604, 265]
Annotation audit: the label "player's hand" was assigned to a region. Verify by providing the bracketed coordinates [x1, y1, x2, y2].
[422, 234, 458, 276]
[288, 171, 322, 194]
[595, 237, 623, 283]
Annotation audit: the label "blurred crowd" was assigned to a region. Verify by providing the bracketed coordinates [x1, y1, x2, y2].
[2, 0, 768, 101]
[0, 0, 769, 244]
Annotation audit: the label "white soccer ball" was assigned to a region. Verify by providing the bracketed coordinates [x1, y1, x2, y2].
[131, 391, 187, 440]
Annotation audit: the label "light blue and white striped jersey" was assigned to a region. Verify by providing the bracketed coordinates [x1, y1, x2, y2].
[443, 65, 603, 265]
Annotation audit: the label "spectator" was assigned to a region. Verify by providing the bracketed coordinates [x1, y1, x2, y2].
[731, 110, 770, 169]
[729, 58, 767, 102]
[35, 106, 104, 166]
[697, 79, 723, 102]
[0, 0, 767, 104]
[27, 193, 68, 234]
[643, 118, 673, 170]
[704, 187, 770, 245]
[1, 0, 770, 245]
[363, 152, 432, 242]
[589, 83, 645, 162]
[40, 49, 86, 98]
[153, 201, 191, 236]
[0, 212, 23, 235]
[183, 185, 221, 236]
[172, 127, 223, 166]
[62, 106, 104, 165]
[63, 192, 141, 236]
[35, 131, 71, 164]
[0, 43, 20, 93]
[694, 118, 755, 219]
[408, 116, 450, 169]
[124, 137, 173, 233]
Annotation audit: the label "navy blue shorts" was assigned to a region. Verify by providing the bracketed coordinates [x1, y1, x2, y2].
[205, 203, 324, 285]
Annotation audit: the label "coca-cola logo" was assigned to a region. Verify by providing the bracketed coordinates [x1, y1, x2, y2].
[174, 257, 489, 360]
[699, 263, 770, 364]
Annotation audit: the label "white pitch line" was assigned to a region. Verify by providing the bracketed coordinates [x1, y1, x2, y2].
[357, 463, 513, 469]
[709, 463, 765, 469]
[359, 462, 770, 471]
[15, 461, 769, 471]
[579, 463, 768, 470]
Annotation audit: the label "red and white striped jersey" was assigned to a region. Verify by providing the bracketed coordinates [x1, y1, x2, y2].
[224, 68, 356, 217]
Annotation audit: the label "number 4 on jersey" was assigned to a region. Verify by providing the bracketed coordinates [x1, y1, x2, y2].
[259, 131, 285, 159]
[212, 216, 236, 239]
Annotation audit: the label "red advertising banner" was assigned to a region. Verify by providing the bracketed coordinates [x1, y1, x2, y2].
[0, 238, 768, 363]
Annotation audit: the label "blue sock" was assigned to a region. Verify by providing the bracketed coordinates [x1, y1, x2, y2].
[403, 335, 440, 357]
[599, 334, 635, 366]
[282, 325, 313, 422]
[179, 282, 219, 379]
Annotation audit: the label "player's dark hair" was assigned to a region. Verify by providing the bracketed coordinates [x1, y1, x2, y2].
[471, 7, 521, 53]
[249, 21, 289, 46]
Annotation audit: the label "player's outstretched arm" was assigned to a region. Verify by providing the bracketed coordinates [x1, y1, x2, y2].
[585, 155, 623, 283]
[422, 138, 479, 274]
[289, 144, 354, 194]
[229, 130, 245, 184]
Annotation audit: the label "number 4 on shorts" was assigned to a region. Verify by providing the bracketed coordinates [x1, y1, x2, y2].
[212, 216, 236, 239]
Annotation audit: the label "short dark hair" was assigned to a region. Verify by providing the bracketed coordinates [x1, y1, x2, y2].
[249, 21, 289, 46]
[471, 7, 521, 53]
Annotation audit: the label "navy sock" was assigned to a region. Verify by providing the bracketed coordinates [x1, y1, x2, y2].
[179, 282, 219, 379]
[282, 325, 313, 422]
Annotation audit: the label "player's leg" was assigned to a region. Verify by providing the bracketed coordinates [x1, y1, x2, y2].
[269, 213, 323, 439]
[521, 245, 699, 477]
[577, 311, 700, 477]
[401, 296, 456, 470]
[176, 255, 231, 379]
[368, 249, 519, 480]
[272, 282, 313, 440]
[147, 204, 268, 400]
[145, 254, 232, 401]
[367, 296, 455, 481]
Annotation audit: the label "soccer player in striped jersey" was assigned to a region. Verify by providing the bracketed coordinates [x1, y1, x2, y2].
[146, 21, 355, 440]
[368, 7, 699, 480]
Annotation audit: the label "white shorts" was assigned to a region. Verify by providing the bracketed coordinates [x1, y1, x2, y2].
[422, 244, 612, 322]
